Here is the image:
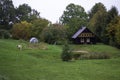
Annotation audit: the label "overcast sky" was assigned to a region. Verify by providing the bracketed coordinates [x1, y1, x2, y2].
[12, 0, 120, 23]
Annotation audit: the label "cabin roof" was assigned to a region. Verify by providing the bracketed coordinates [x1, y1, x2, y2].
[72, 27, 86, 39]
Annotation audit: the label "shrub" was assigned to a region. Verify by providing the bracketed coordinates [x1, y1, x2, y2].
[89, 53, 111, 59]
[0, 30, 11, 39]
[73, 52, 85, 60]
[61, 43, 73, 61]
[73, 54, 81, 60]
[72, 52, 111, 60]
[80, 54, 90, 60]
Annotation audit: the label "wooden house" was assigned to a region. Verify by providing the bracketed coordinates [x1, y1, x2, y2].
[72, 27, 97, 44]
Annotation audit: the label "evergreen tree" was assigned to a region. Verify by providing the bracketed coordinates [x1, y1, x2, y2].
[61, 42, 72, 61]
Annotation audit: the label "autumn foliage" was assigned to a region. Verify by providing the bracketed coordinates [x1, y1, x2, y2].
[11, 21, 32, 40]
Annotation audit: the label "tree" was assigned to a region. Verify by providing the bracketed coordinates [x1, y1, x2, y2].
[88, 3, 106, 19]
[16, 4, 40, 22]
[11, 21, 32, 40]
[107, 16, 120, 48]
[41, 23, 67, 44]
[31, 18, 49, 38]
[115, 19, 120, 47]
[107, 6, 118, 24]
[0, 0, 15, 30]
[28, 9, 40, 22]
[104, 6, 119, 44]
[88, 2, 108, 43]
[60, 3, 88, 38]
[16, 4, 32, 22]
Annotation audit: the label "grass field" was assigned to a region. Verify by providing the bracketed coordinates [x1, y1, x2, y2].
[0, 39, 120, 80]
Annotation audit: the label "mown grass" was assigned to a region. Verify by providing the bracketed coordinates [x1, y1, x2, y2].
[0, 39, 120, 80]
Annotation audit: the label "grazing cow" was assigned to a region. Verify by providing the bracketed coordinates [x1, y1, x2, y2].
[17, 44, 22, 50]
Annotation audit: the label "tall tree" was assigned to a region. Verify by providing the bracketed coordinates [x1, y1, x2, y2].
[29, 9, 40, 21]
[60, 3, 88, 38]
[105, 6, 119, 44]
[16, 4, 40, 22]
[115, 17, 120, 48]
[0, 0, 15, 30]
[107, 16, 120, 47]
[88, 3, 106, 19]
[107, 6, 118, 24]
[16, 4, 32, 22]
[88, 2, 107, 43]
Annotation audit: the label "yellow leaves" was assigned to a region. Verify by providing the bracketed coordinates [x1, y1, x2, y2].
[107, 16, 120, 45]
[115, 18, 120, 44]
[21, 21, 32, 28]
[11, 21, 32, 40]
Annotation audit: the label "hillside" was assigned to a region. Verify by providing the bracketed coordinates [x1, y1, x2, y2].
[0, 39, 120, 80]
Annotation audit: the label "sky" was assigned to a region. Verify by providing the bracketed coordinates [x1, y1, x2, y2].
[12, 0, 120, 23]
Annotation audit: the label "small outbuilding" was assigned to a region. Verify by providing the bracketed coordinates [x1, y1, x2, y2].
[72, 27, 98, 44]
[29, 37, 38, 44]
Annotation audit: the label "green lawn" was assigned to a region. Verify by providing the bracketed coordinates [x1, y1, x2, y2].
[0, 39, 120, 80]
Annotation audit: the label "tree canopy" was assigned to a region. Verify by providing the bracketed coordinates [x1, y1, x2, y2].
[31, 18, 49, 38]
[0, 0, 15, 29]
[41, 24, 67, 44]
[60, 3, 88, 38]
[16, 4, 40, 22]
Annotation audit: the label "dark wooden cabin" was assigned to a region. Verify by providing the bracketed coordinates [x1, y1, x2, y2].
[72, 27, 97, 44]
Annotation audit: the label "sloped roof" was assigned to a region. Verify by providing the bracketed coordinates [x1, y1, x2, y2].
[72, 27, 86, 39]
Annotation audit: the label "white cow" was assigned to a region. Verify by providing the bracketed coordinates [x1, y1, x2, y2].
[17, 44, 22, 50]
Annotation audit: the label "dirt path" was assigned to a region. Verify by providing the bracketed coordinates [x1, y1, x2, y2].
[72, 50, 89, 53]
